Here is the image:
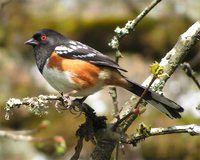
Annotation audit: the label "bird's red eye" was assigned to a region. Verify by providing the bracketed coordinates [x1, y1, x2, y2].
[41, 36, 46, 40]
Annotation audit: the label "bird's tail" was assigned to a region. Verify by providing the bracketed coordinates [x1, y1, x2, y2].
[124, 78, 184, 119]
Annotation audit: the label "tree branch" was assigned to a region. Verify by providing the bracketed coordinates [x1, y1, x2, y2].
[114, 20, 200, 131]
[121, 124, 200, 145]
[109, 0, 162, 50]
[181, 62, 200, 89]
[91, 20, 200, 160]
[0, 120, 66, 155]
[5, 95, 61, 120]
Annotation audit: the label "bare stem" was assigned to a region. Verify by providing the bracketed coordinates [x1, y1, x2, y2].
[181, 62, 200, 89]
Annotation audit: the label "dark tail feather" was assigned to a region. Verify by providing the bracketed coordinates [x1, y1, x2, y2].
[125, 78, 184, 119]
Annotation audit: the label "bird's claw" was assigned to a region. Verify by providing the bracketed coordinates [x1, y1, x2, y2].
[54, 94, 86, 118]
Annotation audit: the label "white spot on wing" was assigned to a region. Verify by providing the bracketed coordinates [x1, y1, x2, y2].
[55, 42, 91, 57]
[69, 41, 77, 45]
[69, 41, 89, 49]
[55, 45, 75, 55]
[77, 42, 88, 49]
[55, 45, 68, 51]
[67, 48, 74, 52]
[77, 45, 83, 49]
[87, 53, 96, 57]
[70, 45, 77, 50]
[73, 53, 96, 58]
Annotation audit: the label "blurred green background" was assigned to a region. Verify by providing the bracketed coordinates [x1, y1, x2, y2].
[0, 0, 200, 159]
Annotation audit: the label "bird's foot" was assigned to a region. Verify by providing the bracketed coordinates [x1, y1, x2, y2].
[54, 91, 87, 117]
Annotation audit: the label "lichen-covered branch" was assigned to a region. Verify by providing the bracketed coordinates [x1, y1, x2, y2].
[109, 0, 162, 50]
[142, 20, 200, 91]
[90, 122, 200, 159]
[116, 20, 200, 131]
[5, 95, 61, 120]
[121, 124, 200, 146]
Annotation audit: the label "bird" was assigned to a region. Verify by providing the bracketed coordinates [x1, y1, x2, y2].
[25, 29, 184, 119]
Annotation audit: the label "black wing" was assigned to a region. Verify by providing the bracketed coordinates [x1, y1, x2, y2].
[54, 41, 127, 72]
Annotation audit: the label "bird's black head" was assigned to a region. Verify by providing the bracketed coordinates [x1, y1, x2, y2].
[25, 29, 67, 47]
[25, 29, 68, 73]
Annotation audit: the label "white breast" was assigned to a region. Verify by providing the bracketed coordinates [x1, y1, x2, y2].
[42, 62, 79, 93]
[42, 62, 106, 97]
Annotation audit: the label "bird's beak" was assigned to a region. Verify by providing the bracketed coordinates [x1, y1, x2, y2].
[25, 38, 38, 46]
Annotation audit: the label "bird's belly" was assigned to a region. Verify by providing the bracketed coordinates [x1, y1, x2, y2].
[42, 65, 78, 92]
[42, 65, 104, 97]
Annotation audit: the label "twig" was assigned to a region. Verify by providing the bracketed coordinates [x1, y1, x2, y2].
[109, 86, 119, 116]
[109, 0, 162, 50]
[0, 130, 41, 141]
[0, 120, 66, 155]
[114, 143, 119, 160]
[0, 120, 49, 140]
[181, 62, 200, 89]
[120, 124, 200, 146]
[150, 124, 200, 136]
[108, 0, 162, 119]
[5, 95, 62, 120]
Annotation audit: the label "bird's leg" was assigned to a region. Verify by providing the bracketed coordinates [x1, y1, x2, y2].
[54, 90, 79, 113]
[63, 90, 79, 106]
[54, 90, 87, 117]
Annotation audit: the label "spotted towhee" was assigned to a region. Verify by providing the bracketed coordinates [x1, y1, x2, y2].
[25, 29, 184, 119]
